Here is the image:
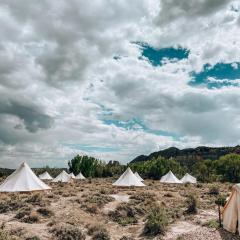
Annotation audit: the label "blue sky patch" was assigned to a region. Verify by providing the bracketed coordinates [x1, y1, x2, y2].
[103, 118, 182, 140]
[190, 62, 240, 89]
[103, 118, 145, 130]
[136, 42, 189, 66]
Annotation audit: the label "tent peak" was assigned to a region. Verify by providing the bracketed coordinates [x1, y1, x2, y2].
[0, 162, 51, 192]
[113, 167, 145, 187]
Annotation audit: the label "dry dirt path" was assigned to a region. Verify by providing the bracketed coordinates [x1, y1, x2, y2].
[103, 194, 129, 214]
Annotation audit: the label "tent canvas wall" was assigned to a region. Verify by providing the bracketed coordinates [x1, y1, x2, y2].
[52, 170, 71, 183]
[69, 173, 76, 179]
[39, 171, 53, 180]
[0, 162, 51, 192]
[222, 183, 240, 234]
[134, 172, 144, 182]
[113, 167, 145, 187]
[76, 172, 86, 180]
[160, 171, 182, 184]
[181, 173, 197, 184]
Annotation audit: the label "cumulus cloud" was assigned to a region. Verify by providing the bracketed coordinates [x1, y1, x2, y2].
[0, 100, 53, 133]
[1, 0, 240, 168]
[156, 0, 230, 24]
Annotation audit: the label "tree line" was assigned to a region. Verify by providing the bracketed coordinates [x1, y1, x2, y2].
[68, 153, 240, 183]
[1, 153, 240, 183]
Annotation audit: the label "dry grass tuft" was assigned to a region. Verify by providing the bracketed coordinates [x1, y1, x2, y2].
[143, 205, 168, 236]
[37, 207, 54, 217]
[87, 225, 110, 240]
[0, 198, 26, 214]
[22, 211, 40, 223]
[185, 193, 198, 214]
[51, 224, 86, 240]
[119, 236, 134, 240]
[108, 203, 138, 226]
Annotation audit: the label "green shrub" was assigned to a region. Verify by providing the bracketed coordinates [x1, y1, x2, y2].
[167, 207, 183, 220]
[15, 208, 39, 223]
[0, 230, 14, 240]
[108, 203, 137, 226]
[143, 205, 168, 236]
[26, 193, 43, 205]
[185, 194, 198, 214]
[86, 193, 114, 207]
[37, 207, 54, 217]
[215, 195, 227, 207]
[209, 186, 219, 195]
[119, 237, 134, 240]
[87, 225, 110, 240]
[51, 224, 86, 240]
[176, 237, 184, 240]
[0, 198, 25, 214]
[202, 219, 219, 229]
[25, 237, 41, 240]
[22, 212, 39, 223]
[15, 207, 32, 220]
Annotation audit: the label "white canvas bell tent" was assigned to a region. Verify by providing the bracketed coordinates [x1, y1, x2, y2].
[134, 172, 144, 182]
[222, 183, 240, 234]
[0, 162, 51, 192]
[181, 173, 197, 184]
[160, 171, 182, 184]
[52, 170, 71, 183]
[69, 173, 76, 179]
[76, 172, 86, 180]
[39, 171, 53, 180]
[113, 167, 145, 187]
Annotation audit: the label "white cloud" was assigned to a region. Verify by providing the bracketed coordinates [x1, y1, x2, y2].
[1, 0, 240, 168]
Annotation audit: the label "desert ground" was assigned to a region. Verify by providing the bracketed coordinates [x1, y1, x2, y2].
[0, 178, 239, 240]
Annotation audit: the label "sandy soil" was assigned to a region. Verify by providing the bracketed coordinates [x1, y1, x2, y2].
[0, 178, 238, 240]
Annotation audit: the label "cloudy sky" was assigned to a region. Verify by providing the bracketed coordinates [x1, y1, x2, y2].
[1, 0, 240, 168]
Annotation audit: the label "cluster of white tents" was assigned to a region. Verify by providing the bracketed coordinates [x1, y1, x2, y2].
[0, 163, 197, 192]
[112, 168, 197, 187]
[40, 170, 86, 182]
[0, 162, 86, 192]
[1, 162, 240, 236]
[160, 171, 197, 184]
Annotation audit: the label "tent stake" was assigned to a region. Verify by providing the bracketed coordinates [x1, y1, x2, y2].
[218, 204, 222, 227]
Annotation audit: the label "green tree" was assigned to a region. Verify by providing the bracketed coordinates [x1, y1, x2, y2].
[215, 154, 240, 182]
[68, 155, 105, 177]
[130, 157, 184, 180]
[193, 161, 209, 182]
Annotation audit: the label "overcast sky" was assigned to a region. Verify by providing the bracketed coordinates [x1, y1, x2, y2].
[1, 0, 240, 168]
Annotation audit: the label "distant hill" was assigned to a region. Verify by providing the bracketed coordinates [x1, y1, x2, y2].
[130, 145, 240, 168]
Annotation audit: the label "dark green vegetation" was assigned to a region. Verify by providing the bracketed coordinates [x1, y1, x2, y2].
[87, 225, 110, 240]
[130, 153, 240, 183]
[185, 194, 198, 214]
[67, 151, 240, 183]
[131, 145, 240, 166]
[143, 205, 168, 236]
[51, 224, 86, 240]
[130, 156, 184, 180]
[68, 155, 125, 177]
[1, 146, 240, 183]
